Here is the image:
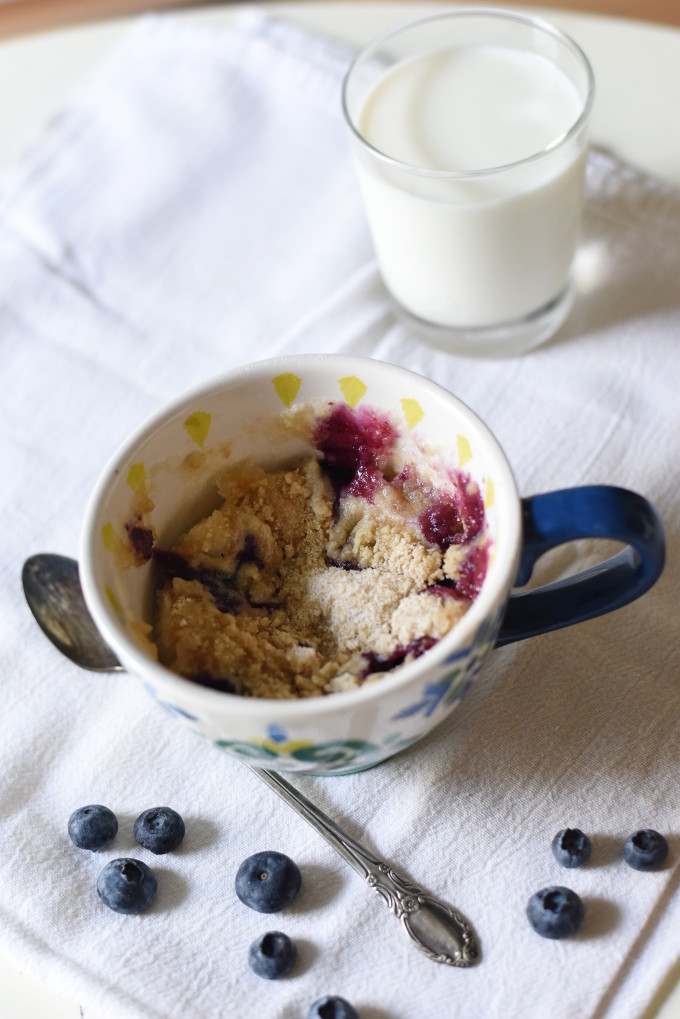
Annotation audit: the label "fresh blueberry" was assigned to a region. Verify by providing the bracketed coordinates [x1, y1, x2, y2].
[623, 829, 669, 871]
[134, 806, 185, 855]
[551, 828, 592, 868]
[248, 931, 297, 979]
[307, 996, 360, 1019]
[68, 804, 118, 852]
[526, 886, 584, 939]
[97, 858, 157, 914]
[235, 850, 301, 913]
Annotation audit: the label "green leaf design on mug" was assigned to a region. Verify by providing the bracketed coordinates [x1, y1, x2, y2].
[213, 740, 278, 760]
[291, 740, 378, 766]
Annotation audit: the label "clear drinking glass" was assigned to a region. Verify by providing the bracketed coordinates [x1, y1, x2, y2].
[342, 9, 595, 357]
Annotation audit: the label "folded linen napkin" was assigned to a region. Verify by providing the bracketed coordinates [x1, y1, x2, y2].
[1, 11, 680, 1019]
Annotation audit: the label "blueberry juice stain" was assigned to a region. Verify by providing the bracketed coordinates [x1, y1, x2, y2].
[315, 402, 489, 599]
[313, 402, 399, 503]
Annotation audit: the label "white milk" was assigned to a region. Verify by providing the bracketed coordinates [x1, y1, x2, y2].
[354, 45, 588, 329]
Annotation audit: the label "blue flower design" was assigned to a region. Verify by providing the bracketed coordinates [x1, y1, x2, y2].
[391, 680, 454, 720]
[267, 724, 288, 744]
[443, 646, 471, 666]
[144, 681, 198, 721]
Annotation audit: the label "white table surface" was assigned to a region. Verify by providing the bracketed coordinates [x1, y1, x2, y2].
[2, 3, 679, 1017]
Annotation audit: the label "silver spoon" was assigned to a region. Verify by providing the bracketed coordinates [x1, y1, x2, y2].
[22, 552, 479, 967]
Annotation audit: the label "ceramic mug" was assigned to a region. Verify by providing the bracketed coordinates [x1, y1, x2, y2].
[80, 355, 665, 775]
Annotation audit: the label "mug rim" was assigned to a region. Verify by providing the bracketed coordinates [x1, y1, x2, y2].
[341, 5, 595, 180]
[79, 354, 522, 721]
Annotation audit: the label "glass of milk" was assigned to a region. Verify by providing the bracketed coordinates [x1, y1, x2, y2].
[342, 9, 595, 356]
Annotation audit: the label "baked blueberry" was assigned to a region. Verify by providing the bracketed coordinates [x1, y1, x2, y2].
[526, 886, 584, 939]
[134, 806, 185, 855]
[97, 858, 157, 914]
[68, 804, 118, 852]
[551, 828, 592, 868]
[307, 996, 360, 1019]
[623, 829, 668, 871]
[248, 931, 297, 979]
[235, 850, 301, 913]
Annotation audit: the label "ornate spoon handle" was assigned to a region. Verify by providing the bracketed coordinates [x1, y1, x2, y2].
[253, 767, 479, 967]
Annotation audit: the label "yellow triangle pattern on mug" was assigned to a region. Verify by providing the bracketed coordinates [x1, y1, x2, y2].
[184, 411, 211, 448]
[401, 398, 424, 429]
[457, 434, 473, 467]
[105, 585, 123, 614]
[339, 375, 366, 408]
[272, 372, 301, 408]
[102, 522, 119, 554]
[126, 462, 146, 492]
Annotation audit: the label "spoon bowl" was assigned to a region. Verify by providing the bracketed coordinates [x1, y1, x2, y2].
[23, 553, 122, 672]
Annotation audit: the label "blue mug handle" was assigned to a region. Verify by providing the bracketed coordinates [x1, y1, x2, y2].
[496, 486, 665, 646]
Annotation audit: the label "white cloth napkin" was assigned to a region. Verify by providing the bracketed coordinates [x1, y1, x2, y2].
[2, 11, 680, 1019]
